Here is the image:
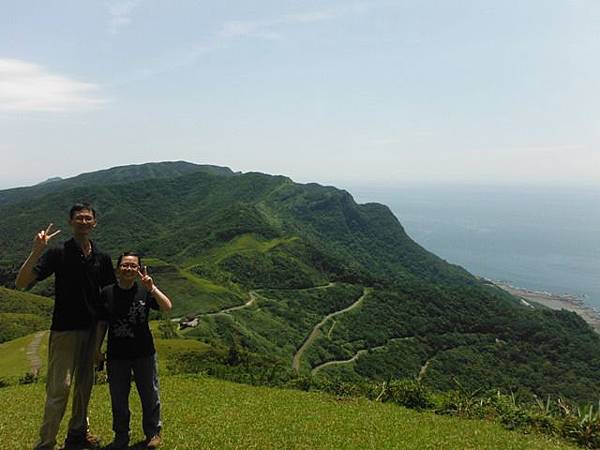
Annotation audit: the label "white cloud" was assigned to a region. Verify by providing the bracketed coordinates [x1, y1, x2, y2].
[0, 59, 109, 112]
[218, 3, 373, 40]
[107, 0, 142, 35]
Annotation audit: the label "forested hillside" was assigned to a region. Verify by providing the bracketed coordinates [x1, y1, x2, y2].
[1, 161, 599, 405]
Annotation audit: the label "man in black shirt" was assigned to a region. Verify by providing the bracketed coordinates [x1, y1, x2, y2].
[16, 203, 115, 450]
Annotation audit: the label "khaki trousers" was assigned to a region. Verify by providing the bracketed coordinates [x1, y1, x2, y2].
[33, 327, 96, 450]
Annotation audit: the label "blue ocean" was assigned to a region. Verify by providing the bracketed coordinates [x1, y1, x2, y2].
[349, 184, 600, 308]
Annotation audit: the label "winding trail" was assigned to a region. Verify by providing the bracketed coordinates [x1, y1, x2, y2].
[180, 282, 336, 328]
[326, 320, 336, 339]
[204, 291, 258, 317]
[178, 292, 258, 327]
[417, 358, 432, 382]
[178, 283, 337, 327]
[313, 282, 336, 290]
[311, 336, 413, 375]
[292, 287, 371, 373]
[311, 349, 370, 375]
[26, 331, 47, 376]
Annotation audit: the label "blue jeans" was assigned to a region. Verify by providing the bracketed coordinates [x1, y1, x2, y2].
[107, 354, 162, 439]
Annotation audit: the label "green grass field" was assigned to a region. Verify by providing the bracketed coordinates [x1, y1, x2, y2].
[0, 375, 579, 450]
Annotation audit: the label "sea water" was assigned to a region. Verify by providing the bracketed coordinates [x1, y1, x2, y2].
[348, 184, 600, 308]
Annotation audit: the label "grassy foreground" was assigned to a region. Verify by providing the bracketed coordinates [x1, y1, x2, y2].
[0, 375, 577, 450]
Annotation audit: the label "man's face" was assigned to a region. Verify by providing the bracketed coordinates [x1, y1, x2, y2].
[117, 255, 140, 282]
[68, 209, 96, 235]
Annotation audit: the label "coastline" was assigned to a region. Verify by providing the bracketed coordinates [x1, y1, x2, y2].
[490, 280, 600, 333]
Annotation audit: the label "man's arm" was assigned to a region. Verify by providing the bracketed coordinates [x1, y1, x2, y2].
[15, 249, 44, 289]
[15, 223, 61, 289]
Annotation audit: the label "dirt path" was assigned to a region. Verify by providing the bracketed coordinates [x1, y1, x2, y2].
[417, 358, 432, 382]
[179, 292, 258, 327]
[204, 291, 258, 316]
[178, 283, 337, 327]
[311, 349, 370, 375]
[26, 331, 47, 376]
[326, 320, 336, 339]
[313, 282, 336, 290]
[311, 336, 412, 375]
[292, 288, 371, 373]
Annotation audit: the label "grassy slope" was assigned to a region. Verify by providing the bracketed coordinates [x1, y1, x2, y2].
[0, 287, 53, 315]
[151, 265, 244, 316]
[0, 287, 53, 342]
[0, 332, 48, 380]
[0, 325, 208, 380]
[0, 376, 577, 450]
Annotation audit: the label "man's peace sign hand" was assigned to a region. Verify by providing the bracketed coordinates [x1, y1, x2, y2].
[32, 223, 61, 254]
[138, 266, 155, 292]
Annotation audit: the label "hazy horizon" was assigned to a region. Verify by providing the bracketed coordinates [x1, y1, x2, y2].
[2, 160, 600, 192]
[349, 183, 600, 307]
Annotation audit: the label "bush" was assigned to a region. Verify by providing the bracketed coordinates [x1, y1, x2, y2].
[385, 379, 433, 410]
[158, 319, 179, 339]
[18, 372, 37, 385]
[560, 402, 600, 449]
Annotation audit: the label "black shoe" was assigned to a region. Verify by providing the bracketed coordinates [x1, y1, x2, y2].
[61, 430, 102, 449]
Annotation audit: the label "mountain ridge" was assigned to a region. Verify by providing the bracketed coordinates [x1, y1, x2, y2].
[1, 161, 599, 404]
[0, 161, 236, 208]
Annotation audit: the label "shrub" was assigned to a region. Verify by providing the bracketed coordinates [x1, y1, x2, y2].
[385, 379, 433, 410]
[158, 319, 179, 339]
[18, 372, 37, 385]
[560, 403, 600, 449]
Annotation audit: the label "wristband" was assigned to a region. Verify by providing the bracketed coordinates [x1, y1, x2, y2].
[150, 286, 158, 295]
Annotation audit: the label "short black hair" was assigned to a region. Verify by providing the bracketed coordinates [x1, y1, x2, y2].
[69, 202, 97, 219]
[117, 251, 142, 268]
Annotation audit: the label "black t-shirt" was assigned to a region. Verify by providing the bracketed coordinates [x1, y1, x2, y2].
[34, 238, 116, 331]
[98, 283, 159, 360]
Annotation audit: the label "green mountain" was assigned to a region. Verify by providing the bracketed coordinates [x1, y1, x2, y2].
[0, 160, 235, 209]
[1, 161, 599, 404]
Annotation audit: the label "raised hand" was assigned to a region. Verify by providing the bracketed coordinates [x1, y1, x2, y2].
[32, 223, 61, 254]
[138, 266, 155, 292]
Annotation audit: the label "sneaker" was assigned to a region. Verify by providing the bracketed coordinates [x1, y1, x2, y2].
[61, 431, 101, 449]
[146, 434, 162, 448]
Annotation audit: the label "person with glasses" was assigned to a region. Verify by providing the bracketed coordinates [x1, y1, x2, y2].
[16, 203, 116, 450]
[96, 251, 172, 449]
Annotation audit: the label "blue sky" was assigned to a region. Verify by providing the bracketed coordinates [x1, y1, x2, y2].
[1, 1, 599, 189]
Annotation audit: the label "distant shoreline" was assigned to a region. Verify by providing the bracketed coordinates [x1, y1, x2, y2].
[489, 279, 600, 333]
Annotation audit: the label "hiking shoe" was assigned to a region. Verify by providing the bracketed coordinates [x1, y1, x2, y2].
[108, 433, 129, 450]
[146, 434, 162, 448]
[61, 431, 101, 449]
